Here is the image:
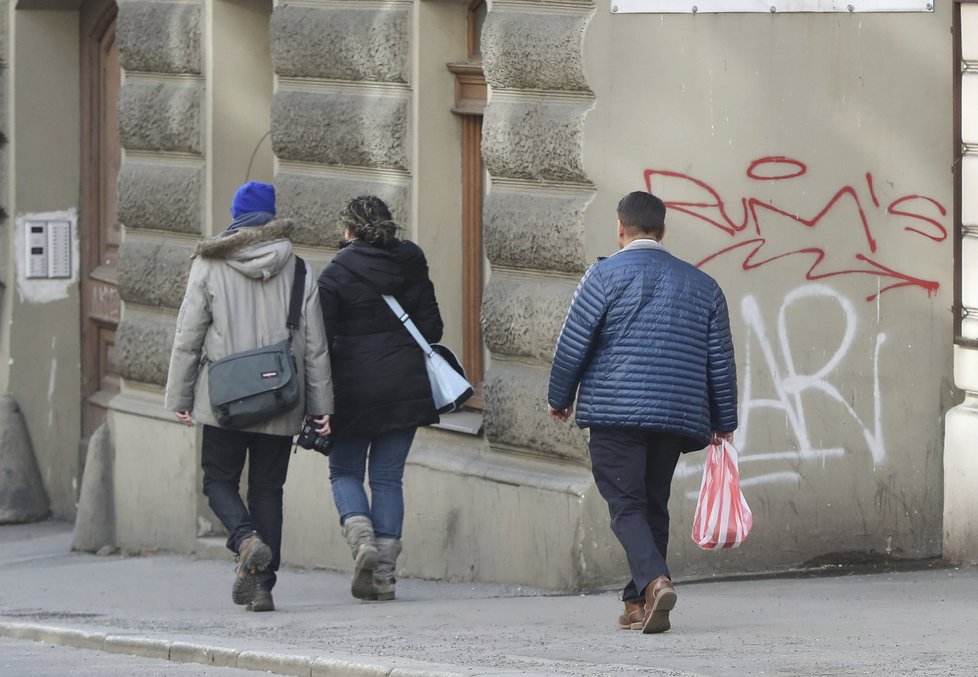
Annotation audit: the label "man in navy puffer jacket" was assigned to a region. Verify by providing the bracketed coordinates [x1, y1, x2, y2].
[548, 191, 737, 635]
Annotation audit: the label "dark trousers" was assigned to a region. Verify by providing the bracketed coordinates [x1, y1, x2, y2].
[588, 428, 684, 602]
[201, 425, 292, 592]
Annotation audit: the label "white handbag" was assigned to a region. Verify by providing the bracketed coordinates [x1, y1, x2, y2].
[382, 295, 474, 414]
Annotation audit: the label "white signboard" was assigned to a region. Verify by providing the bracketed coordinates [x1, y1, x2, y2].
[613, 0, 932, 12]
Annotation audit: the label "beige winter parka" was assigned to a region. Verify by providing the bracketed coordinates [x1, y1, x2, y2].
[164, 219, 333, 436]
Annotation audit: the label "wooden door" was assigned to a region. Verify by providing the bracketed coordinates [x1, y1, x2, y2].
[80, 0, 121, 440]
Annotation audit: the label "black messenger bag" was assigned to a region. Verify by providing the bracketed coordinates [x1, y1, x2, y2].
[207, 256, 306, 429]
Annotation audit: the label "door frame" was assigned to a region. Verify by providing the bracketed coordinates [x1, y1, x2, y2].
[79, 0, 121, 439]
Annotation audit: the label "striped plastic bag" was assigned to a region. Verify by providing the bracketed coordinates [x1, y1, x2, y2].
[692, 439, 753, 550]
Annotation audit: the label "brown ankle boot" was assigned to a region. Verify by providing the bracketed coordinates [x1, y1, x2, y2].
[642, 576, 677, 634]
[247, 589, 275, 612]
[618, 600, 645, 630]
[232, 532, 272, 606]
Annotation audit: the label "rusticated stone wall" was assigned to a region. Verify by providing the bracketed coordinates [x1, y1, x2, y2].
[115, 0, 202, 386]
[270, 4, 411, 249]
[0, 0, 9, 310]
[480, 1, 595, 461]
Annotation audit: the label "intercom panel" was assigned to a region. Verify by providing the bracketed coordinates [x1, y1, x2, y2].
[25, 220, 72, 280]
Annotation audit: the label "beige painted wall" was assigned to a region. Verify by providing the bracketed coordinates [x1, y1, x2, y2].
[3, 0, 955, 589]
[210, 0, 273, 231]
[8, 11, 83, 518]
[111, 405, 199, 552]
[282, 424, 621, 590]
[411, 0, 466, 355]
[583, 8, 954, 574]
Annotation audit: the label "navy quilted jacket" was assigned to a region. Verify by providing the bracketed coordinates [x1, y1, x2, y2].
[548, 241, 738, 451]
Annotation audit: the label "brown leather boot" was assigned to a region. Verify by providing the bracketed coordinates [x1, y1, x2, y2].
[232, 531, 272, 606]
[247, 589, 275, 612]
[642, 576, 677, 634]
[617, 600, 645, 630]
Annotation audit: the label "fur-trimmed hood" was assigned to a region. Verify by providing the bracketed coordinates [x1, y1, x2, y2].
[194, 219, 296, 280]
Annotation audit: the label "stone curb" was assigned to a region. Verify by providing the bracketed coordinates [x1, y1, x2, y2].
[0, 621, 468, 677]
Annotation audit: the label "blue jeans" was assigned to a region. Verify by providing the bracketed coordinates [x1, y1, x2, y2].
[328, 427, 416, 539]
[201, 425, 292, 592]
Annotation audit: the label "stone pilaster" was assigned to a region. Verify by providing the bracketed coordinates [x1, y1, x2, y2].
[943, 221, 978, 565]
[270, 6, 408, 83]
[117, 240, 194, 310]
[118, 83, 202, 155]
[115, 309, 176, 386]
[270, 3, 411, 240]
[117, 163, 203, 235]
[480, 1, 596, 462]
[116, 1, 203, 387]
[0, 0, 9, 287]
[277, 172, 409, 249]
[943, 8, 978, 566]
[116, 2, 201, 75]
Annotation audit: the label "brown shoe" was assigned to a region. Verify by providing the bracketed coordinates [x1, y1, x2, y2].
[232, 532, 272, 606]
[247, 589, 275, 612]
[642, 576, 677, 634]
[617, 600, 645, 630]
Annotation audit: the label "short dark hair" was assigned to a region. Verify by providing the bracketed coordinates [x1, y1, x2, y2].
[617, 191, 666, 238]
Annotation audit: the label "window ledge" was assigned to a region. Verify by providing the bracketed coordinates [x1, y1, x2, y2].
[432, 410, 483, 436]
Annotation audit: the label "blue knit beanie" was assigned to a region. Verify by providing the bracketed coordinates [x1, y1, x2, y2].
[231, 181, 276, 218]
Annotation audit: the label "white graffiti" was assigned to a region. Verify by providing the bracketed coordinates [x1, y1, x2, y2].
[680, 284, 887, 494]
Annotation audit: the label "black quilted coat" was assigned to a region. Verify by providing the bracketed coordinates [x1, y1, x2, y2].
[548, 242, 738, 452]
[318, 239, 443, 438]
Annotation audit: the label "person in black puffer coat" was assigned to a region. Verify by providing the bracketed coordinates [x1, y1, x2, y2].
[318, 195, 443, 602]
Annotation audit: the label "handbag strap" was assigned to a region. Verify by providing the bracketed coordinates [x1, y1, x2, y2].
[330, 258, 433, 355]
[381, 294, 434, 358]
[287, 256, 306, 335]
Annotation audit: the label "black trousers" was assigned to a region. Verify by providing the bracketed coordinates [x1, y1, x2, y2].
[201, 425, 292, 592]
[588, 428, 685, 602]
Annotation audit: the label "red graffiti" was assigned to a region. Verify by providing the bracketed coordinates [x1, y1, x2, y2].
[746, 156, 807, 181]
[887, 195, 947, 242]
[644, 158, 947, 302]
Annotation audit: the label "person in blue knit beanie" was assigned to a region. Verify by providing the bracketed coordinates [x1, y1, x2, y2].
[165, 178, 334, 613]
[227, 181, 277, 231]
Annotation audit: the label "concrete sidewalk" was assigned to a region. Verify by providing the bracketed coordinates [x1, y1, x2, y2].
[0, 521, 974, 677]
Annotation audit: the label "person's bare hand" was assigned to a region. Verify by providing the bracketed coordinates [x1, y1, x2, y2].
[548, 404, 573, 422]
[176, 411, 193, 426]
[312, 414, 331, 436]
[713, 431, 733, 445]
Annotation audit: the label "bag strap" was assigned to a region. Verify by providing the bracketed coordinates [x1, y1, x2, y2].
[381, 294, 434, 358]
[330, 258, 432, 355]
[287, 256, 306, 334]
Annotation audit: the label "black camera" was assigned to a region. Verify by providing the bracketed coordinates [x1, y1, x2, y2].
[296, 420, 333, 456]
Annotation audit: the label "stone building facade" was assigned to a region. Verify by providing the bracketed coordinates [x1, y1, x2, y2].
[2, 0, 977, 589]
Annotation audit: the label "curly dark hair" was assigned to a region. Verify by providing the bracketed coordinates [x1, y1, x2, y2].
[342, 195, 400, 247]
